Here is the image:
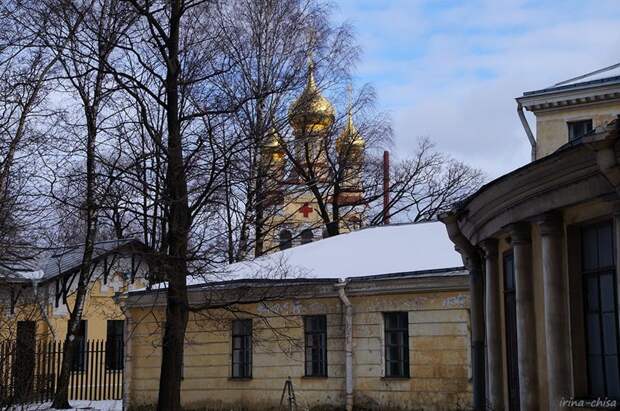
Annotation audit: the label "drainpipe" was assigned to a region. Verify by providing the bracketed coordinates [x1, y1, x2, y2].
[517, 102, 537, 161]
[335, 281, 353, 411]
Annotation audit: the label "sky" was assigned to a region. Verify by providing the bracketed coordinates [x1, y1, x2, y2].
[333, 0, 620, 179]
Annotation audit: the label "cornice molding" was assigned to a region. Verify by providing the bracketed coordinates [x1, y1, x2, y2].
[517, 83, 620, 112]
[456, 144, 614, 244]
[124, 273, 470, 309]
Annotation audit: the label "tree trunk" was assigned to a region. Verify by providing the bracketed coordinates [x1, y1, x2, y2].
[253, 98, 265, 257]
[254, 161, 266, 256]
[52, 108, 99, 409]
[51, 288, 88, 408]
[157, 2, 190, 409]
[157, 271, 188, 411]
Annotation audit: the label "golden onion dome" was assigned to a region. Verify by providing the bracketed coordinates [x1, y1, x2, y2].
[336, 111, 365, 154]
[288, 60, 335, 133]
[262, 128, 285, 162]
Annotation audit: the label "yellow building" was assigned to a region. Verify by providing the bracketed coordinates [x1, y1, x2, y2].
[442, 63, 620, 410]
[1, 239, 149, 341]
[124, 222, 473, 411]
[0, 239, 150, 402]
[262, 61, 366, 252]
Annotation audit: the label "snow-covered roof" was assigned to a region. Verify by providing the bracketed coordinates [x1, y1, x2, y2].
[1, 239, 143, 283]
[554, 62, 620, 87]
[523, 62, 620, 97]
[185, 221, 464, 287]
[40, 239, 140, 280]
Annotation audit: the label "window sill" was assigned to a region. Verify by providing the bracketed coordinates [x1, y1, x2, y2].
[302, 375, 328, 379]
[381, 376, 410, 381]
[228, 377, 252, 381]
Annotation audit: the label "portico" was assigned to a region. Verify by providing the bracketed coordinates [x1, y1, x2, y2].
[442, 117, 620, 410]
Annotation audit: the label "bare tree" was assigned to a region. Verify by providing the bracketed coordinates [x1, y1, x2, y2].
[277, 81, 483, 236]
[0, 0, 72, 265]
[104, 1, 238, 408]
[0, 2, 483, 410]
[32, 0, 134, 406]
[213, 0, 360, 258]
[366, 138, 484, 225]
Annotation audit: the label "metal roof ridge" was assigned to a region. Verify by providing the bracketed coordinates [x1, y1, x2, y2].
[555, 62, 620, 87]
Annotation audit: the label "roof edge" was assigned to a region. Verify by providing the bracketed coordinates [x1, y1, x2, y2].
[128, 266, 468, 296]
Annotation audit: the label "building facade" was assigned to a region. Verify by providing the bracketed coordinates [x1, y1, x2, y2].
[0, 239, 151, 403]
[442, 64, 620, 410]
[123, 223, 473, 411]
[0, 240, 149, 371]
[0, 239, 150, 342]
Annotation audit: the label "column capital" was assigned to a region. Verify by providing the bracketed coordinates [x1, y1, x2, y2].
[479, 238, 499, 258]
[507, 222, 531, 245]
[536, 211, 563, 237]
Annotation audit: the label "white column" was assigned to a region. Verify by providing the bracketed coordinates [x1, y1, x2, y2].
[481, 238, 504, 409]
[509, 222, 539, 410]
[538, 213, 571, 410]
[468, 253, 486, 409]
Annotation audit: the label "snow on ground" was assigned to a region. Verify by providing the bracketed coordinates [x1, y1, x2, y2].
[182, 221, 464, 286]
[20, 400, 122, 411]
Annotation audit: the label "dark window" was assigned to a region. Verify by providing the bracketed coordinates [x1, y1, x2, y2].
[503, 252, 520, 411]
[301, 229, 314, 244]
[304, 315, 327, 377]
[232, 319, 252, 378]
[568, 119, 593, 141]
[279, 229, 292, 250]
[582, 221, 620, 399]
[71, 320, 87, 371]
[384, 312, 409, 378]
[106, 320, 124, 370]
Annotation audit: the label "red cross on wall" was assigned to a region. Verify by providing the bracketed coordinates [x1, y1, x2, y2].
[298, 202, 313, 218]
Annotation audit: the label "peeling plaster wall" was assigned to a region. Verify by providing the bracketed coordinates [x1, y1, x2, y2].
[126, 289, 472, 411]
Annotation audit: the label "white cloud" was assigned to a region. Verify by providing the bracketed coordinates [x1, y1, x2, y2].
[334, 0, 620, 178]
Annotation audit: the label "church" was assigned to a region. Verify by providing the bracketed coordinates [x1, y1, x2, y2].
[260, 59, 366, 252]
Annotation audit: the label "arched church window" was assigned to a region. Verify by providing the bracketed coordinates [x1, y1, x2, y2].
[279, 229, 292, 250]
[301, 229, 314, 244]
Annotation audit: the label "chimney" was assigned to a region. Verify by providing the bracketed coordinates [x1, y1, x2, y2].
[383, 151, 390, 225]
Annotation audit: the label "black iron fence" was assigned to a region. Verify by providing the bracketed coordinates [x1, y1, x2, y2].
[0, 339, 123, 405]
